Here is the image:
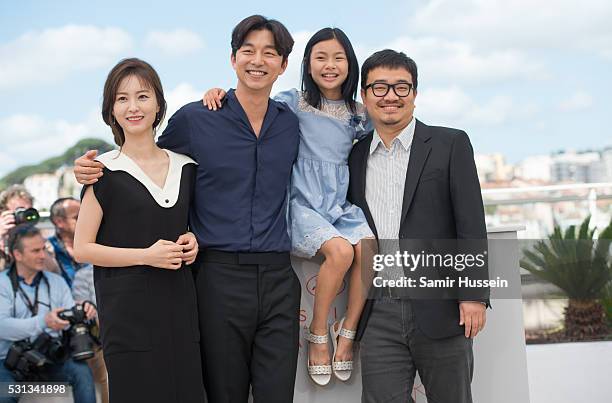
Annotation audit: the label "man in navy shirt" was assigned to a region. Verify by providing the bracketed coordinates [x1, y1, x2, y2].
[74, 15, 300, 403]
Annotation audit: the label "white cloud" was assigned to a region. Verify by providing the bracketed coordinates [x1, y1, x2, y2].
[416, 85, 537, 128]
[410, 0, 612, 57]
[0, 109, 108, 177]
[145, 29, 204, 56]
[0, 25, 132, 90]
[559, 91, 593, 111]
[375, 36, 548, 84]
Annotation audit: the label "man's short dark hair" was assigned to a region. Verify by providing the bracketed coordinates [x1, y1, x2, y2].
[231, 15, 294, 63]
[361, 49, 418, 91]
[7, 224, 41, 254]
[50, 197, 78, 225]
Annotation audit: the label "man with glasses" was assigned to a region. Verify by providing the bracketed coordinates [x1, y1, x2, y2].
[348, 49, 488, 403]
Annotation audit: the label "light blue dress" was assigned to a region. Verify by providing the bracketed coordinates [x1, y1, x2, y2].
[275, 89, 375, 258]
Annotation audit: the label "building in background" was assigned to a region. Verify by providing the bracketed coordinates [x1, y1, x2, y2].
[56, 166, 81, 199]
[23, 173, 59, 211]
[550, 150, 601, 183]
[594, 147, 612, 183]
[475, 153, 513, 183]
[19, 166, 79, 212]
[514, 155, 553, 183]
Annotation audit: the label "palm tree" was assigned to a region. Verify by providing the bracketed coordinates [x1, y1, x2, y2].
[520, 216, 612, 339]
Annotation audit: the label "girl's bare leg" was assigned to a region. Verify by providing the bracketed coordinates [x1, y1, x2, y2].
[334, 238, 377, 362]
[308, 237, 354, 365]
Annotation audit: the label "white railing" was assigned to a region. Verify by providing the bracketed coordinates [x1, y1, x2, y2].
[481, 182, 612, 237]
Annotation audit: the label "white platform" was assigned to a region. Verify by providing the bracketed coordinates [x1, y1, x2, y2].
[526, 341, 612, 403]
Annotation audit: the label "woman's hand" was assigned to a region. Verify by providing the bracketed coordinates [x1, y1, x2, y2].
[176, 232, 198, 265]
[202, 88, 226, 111]
[74, 150, 105, 185]
[144, 239, 184, 270]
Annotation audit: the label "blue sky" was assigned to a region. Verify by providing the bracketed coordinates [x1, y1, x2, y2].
[1, 0, 610, 177]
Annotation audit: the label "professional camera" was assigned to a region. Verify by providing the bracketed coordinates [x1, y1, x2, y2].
[31, 332, 68, 363]
[58, 301, 99, 361]
[13, 207, 40, 226]
[4, 339, 51, 381]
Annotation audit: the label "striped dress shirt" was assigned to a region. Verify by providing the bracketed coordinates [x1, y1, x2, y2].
[365, 117, 416, 239]
[365, 117, 416, 282]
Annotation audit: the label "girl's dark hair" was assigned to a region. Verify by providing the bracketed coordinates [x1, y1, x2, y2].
[101, 58, 167, 147]
[301, 28, 359, 113]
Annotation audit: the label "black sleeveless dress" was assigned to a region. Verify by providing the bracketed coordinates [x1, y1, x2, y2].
[88, 149, 205, 403]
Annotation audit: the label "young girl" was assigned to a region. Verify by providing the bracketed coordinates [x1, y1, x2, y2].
[204, 28, 374, 386]
[74, 58, 206, 402]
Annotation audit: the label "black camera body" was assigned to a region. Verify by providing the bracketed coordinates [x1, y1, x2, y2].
[32, 332, 68, 363]
[3, 302, 99, 381]
[13, 207, 40, 226]
[3, 335, 59, 381]
[58, 302, 98, 361]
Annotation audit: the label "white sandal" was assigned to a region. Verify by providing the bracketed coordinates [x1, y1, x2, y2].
[330, 317, 356, 381]
[305, 329, 332, 386]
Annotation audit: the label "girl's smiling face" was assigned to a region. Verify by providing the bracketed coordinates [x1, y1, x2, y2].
[309, 38, 349, 101]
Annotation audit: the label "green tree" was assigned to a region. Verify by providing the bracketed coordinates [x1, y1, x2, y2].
[0, 138, 114, 189]
[520, 216, 612, 339]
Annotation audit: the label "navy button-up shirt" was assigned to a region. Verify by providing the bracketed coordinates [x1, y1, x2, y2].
[158, 89, 299, 252]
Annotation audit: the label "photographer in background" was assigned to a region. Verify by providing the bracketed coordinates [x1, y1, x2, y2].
[0, 225, 96, 403]
[48, 198, 89, 288]
[0, 186, 36, 271]
[48, 197, 109, 403]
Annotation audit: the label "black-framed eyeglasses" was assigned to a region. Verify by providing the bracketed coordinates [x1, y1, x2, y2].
[364, 82, 413, 97]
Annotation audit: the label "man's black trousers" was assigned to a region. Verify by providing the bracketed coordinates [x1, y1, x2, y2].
[195, 250, 301, 403]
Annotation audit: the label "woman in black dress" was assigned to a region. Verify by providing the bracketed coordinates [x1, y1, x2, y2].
[74, 58, 205, 403]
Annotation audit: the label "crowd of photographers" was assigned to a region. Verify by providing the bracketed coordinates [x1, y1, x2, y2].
[0, 185, 108, 403]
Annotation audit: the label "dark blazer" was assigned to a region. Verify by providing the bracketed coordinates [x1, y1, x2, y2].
[348, 119, 487, 340]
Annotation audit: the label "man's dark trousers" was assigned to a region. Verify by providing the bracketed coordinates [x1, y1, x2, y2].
[360, 298, 474, 403]
[195, 250, 301, 403]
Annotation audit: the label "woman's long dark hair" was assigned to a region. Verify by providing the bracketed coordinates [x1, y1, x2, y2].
[301, 27, 359, 114]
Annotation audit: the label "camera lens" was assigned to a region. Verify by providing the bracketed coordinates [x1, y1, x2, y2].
[13, 207, 40, 225]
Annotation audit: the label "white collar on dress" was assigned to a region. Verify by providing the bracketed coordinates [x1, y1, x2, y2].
[95, 149, 196, 208]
